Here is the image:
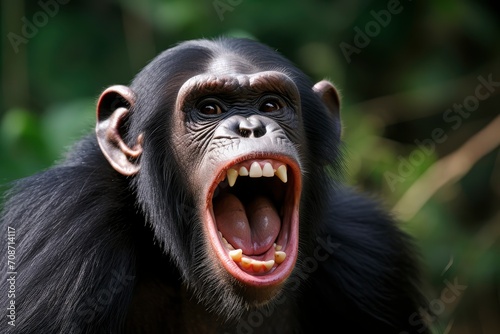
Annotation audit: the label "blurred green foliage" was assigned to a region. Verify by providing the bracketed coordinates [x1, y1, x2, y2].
[1, 0, 499, 332]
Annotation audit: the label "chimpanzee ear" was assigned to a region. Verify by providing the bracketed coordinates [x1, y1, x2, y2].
[96, 85, 143, 176]
[313, 80, 340, 119]
[313, 80, 342, 140]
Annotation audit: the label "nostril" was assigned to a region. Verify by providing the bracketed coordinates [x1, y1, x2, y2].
[238, 127, 266, 138]
[239, 129, 251, 138]
[238, 117, 266, 138]
[253, 128, 265, 138]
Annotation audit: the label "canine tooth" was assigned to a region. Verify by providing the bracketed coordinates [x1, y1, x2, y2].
[249, 162, 263, 177]
[226, 168, 238, 187]
[262, 163, 274, 177]
[274, 244, 282, 251]
[275, 165, 287, 183]
[275, 251, 286, 264]
[239, 166, 249, 176]
[229, 249, 242, 262]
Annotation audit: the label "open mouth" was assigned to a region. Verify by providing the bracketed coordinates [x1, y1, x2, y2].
[205, 155, 301, 287]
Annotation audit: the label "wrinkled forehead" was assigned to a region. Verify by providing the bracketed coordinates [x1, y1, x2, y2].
[207, 53, 260, 76]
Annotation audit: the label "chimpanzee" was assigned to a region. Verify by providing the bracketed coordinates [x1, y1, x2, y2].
[0, 37, 430, 333]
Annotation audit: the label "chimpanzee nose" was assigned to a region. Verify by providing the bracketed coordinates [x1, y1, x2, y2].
[238, 116, 266, 138]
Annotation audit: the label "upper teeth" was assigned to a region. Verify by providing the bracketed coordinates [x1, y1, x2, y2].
[226, 163, 287, 187]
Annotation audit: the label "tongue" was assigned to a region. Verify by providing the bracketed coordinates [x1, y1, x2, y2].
[214, 193, 281, 255]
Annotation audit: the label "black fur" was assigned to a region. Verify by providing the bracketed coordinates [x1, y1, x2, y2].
[0, 37, 430, 333]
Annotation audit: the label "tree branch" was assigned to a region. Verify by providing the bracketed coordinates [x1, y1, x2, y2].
[392, 115, 500, 221]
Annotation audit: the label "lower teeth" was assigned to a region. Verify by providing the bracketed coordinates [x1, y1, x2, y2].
[221, 232, 286, 273]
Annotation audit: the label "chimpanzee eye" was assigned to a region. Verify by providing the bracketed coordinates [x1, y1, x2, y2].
[199, 101, 223, 115]
[259, 97, 284, 112]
